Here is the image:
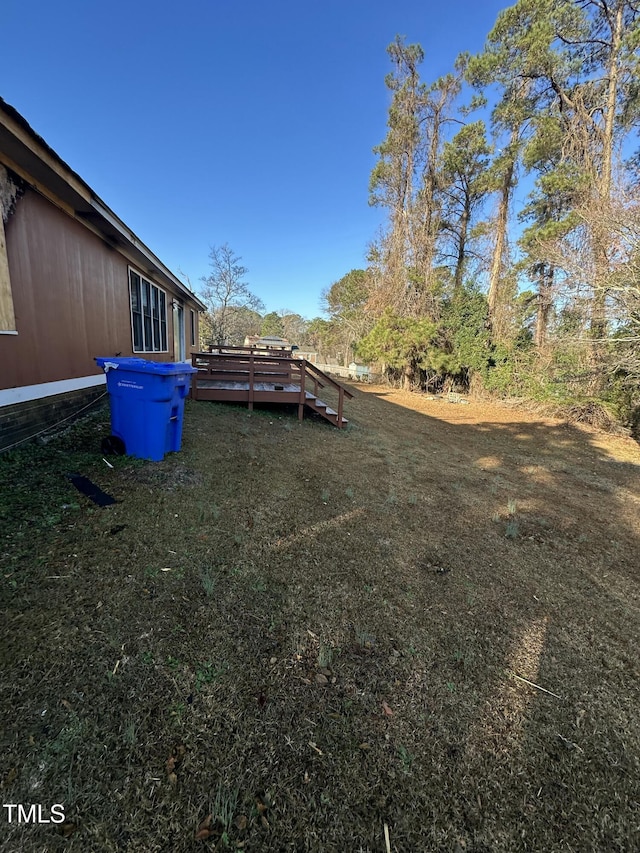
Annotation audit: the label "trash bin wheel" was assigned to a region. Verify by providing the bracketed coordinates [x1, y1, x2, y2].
[101, 435, 126, 456]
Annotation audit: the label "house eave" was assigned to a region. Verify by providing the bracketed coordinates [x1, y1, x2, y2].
[0, 97, 205, 311]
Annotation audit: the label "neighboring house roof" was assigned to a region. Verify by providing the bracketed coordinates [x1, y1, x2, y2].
[257, 336, 292, 347]
[0, 97, 205, 311]
[244, 335, 294, 349]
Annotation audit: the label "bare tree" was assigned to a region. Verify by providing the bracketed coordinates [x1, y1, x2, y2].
[200, 244, 264, 345]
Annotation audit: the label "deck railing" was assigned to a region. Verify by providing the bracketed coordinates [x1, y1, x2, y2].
[190, 350, 353, 426]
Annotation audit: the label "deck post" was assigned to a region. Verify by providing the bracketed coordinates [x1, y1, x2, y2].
[337, 387, 344, 428]
[248, 355, 255, 411]
[298, 360, 306, 423]
[191, 354, 198, 400]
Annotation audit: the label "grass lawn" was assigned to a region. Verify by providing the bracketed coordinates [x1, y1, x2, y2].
[1, 385, 639, 852]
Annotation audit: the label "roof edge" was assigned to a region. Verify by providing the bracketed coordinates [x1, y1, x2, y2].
[0, 97, 205, 311]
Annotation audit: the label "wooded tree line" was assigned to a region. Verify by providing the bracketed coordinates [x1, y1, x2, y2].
[198, 2, 639, 431]
[320, 0, 640, 432]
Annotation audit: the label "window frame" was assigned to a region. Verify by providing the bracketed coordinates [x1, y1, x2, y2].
[128, 267, 168, 353]
[0, 214, 17, 335]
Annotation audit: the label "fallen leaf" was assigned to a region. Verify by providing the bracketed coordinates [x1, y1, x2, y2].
[60, 699, 73, 711]
[256, 799, 267, 814]
[167, 772, 178, 787]
[60, 823, 77, 838]
[358, 742, 371, 750]
[197, 814, 212, 832]
[235, 814, 248, 831]
[166, 756, 176, 774]
[303, 770, 310, 784]
[314, 673, 328, 686]
[260, 815, 270, 829]
[195, 828, 211, 841]
[382, 700, 394, 717]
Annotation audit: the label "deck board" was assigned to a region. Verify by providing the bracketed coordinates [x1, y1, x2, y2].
[197, 380, 303, 393]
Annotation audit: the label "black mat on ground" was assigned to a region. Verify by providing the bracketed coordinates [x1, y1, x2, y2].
[66, 474, 117, 507]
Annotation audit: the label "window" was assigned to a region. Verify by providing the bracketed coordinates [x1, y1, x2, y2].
[0, 215, 16, 334]
[190, 309, 196, 347]
[0, 165, 17, 334]
[129, 269, 167, 352]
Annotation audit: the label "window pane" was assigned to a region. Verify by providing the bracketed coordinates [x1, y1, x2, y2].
[130, 272, 143, 350]
[151, 286, 160, 350]
[130, 272, 141, 312]
[142, 279, 152, 350]
[142, 279, 150, 313]
[159, 291, 167, 351]
[132, 313, 143, 351]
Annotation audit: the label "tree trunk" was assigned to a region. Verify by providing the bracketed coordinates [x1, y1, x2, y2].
[454, 197, 470, 295]
[487, 135, 518, 340]
[535, 264, 554, 353]
[589, 1, 624, 366]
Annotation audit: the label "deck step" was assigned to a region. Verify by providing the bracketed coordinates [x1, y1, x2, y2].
[305, 396, 347, 426]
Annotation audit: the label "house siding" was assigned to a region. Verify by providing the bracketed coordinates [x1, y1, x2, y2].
[2, 189, 132, 389]
[0, 187, 197, 393]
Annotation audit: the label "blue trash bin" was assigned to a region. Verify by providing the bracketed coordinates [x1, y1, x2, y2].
[95, 357, 197, 461]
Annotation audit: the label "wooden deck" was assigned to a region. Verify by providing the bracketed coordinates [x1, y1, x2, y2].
[190, 348, 353, 428]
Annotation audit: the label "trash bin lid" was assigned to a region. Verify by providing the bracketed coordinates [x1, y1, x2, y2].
[95, 357, 196, 374]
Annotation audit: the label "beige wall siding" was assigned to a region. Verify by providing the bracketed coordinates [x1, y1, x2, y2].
[0, 189, 195, 391]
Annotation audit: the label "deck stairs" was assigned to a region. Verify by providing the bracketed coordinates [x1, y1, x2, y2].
[304, 391, 348, 427]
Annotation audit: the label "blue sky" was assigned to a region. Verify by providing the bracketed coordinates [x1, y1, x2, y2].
[3, 0, 508, 318]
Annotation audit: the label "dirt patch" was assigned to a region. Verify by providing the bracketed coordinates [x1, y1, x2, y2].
[1, 388, 639, 851]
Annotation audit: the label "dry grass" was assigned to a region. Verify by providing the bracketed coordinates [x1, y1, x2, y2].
[1, 385, 639, 852]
